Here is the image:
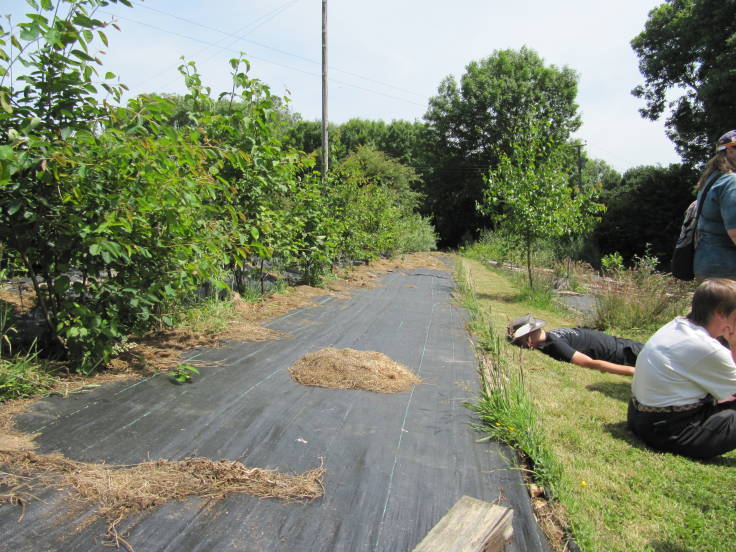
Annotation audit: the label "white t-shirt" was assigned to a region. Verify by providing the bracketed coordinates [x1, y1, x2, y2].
[633, 317, 736, 406]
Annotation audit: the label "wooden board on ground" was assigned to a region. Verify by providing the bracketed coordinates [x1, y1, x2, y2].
[412, 495, 514, 552]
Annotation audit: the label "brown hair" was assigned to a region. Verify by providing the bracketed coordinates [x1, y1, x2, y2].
[697, 150, 736, 189]
[688, 278, 736, 326]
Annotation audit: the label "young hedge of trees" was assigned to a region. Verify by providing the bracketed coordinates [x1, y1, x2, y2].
[0, 0, 436, 371]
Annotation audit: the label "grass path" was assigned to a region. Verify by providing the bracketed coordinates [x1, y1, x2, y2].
[460, 257, 736, 552]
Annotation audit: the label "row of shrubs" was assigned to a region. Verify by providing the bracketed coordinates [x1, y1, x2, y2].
[0, 3, 436, 372]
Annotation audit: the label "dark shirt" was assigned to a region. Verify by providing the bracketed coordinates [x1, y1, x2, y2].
[537, 328, 643, 367]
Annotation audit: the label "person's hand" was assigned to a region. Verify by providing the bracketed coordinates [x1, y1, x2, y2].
[725, 313, 736, 346]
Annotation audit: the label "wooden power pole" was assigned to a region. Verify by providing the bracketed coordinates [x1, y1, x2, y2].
[321, 0, 329, 176]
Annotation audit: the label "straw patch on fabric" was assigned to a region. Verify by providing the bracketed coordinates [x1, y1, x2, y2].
[289, 348, 421, 393]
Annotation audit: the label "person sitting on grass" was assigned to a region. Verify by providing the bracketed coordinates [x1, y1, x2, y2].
[628, 278, 736, 459]
[506, 314, 643, 376]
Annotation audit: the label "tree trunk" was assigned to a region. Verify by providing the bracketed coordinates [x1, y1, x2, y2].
[525, 235, 533, 289]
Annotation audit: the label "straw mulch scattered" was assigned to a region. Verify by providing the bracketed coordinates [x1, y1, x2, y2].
[0, 450, 324, 550]
[232, 286, 341, 322]
[327, 253, 450, 294]
[0, 282, 35, 314]
[289, 347, 421, 393]
[107, 321, 287, 375]
[0, 399, 38, 453]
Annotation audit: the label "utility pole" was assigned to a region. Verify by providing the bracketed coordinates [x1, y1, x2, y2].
[574, 141, 586, 190]
[321, 0, 329, 176]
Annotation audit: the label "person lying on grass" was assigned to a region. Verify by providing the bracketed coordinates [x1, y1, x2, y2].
[628, 278, 736, 459]
[506, 314, 643, 377]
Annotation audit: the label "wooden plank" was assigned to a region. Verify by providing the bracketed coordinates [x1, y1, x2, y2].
[412, 495, 514, 552]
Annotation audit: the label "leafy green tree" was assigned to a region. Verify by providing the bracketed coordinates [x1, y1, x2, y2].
[479, 118, 603, 287]
[423, 47, 581, 246]
[631, 0, 736, 165]
[581, 157, 621, 190]
[339, 145, 422, 211]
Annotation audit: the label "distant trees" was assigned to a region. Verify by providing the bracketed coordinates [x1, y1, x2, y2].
[281, 118, 427, 169]
[632, 0, 736, 166]
[593, 164, 697, 266]
[422, 47, 581, 246]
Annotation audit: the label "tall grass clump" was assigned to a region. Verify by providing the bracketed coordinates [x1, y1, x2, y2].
[0, 349, 55, 401]
[456, 262, 565, 499]
[592, 252, 693, 336]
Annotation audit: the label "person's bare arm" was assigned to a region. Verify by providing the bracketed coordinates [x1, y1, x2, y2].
[569, 351, 635, 376]
[727, 228, 736, 246]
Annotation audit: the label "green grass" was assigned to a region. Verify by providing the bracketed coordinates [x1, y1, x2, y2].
[0, 349, 56, 401]
[457, 256, 736, 552]
[172, 295, 244, 334]
[590, 269, 693, 338]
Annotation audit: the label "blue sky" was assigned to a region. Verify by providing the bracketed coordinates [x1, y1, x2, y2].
[3, 0, 681, 172]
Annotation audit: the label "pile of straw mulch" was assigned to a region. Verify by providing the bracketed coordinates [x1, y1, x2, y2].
[289, 348, 421, 393]
[0, 450, 324, 550]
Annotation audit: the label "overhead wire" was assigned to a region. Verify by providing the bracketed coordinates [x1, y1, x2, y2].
[135, 2, 427, 100]
[102, 0, 300, 92]
[99, 3, 427, 108]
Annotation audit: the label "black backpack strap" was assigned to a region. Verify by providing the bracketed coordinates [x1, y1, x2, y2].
[695, 171, 721, 228]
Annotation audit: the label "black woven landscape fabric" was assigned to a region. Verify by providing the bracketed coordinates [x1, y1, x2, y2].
[1, 265, 551, 552]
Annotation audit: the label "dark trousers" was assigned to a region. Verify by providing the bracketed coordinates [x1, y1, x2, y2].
[627, 398, 736, 459]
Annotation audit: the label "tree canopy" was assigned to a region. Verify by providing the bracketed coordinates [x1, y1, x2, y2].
[422, 47, 581, 246]
[631, 0, 736, 166]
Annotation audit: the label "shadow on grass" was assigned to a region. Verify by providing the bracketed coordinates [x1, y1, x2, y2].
[601, 421, 650, 452]
[476, 292, 523, 304]
[586, 381, 631, 403]
[648, 542, 693, 552]
[603, 421, 736, 467]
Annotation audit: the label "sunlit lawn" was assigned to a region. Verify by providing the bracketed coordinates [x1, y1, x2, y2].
[460, 257, 736, 552]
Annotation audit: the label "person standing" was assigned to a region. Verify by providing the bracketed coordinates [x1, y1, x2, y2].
[693, 130, 736, 279]
[628, 279, 736, 459]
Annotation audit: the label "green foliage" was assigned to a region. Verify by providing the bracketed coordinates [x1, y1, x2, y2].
[592, 265, 692, 337]
[423, 47, 582, 246]
[169, 362, 199, 384]
[593, 163, 697, 268]
[631, 0, 736, 165]
[600, 251, 625, 274]
[0, 1, 437, 372]
[0, 348, 55, 400]
[479, 116, 604, 287]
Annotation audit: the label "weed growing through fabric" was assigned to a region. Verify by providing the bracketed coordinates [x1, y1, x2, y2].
[169, 363, 200, 384]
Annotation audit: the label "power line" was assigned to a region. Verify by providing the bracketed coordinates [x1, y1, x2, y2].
[103, 3, 427, 102]
[101, 11, 426, 108]
[137, 2, 427, 100]
[103, 0, 300, 92]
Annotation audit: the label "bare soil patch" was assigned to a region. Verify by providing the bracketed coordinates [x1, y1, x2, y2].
[289, 347, 421, 393]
